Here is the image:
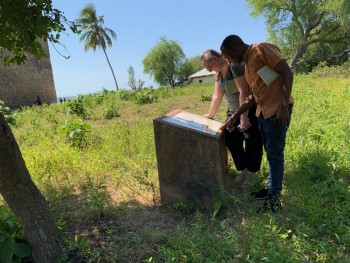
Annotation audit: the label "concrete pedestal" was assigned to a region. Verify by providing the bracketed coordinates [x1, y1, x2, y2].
[153, 109, 228, 207]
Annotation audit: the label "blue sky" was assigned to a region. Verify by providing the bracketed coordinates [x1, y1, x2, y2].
[50, 0, 268, 97]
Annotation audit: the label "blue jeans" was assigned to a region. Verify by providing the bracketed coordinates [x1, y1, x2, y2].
[258, 105, 293, 197]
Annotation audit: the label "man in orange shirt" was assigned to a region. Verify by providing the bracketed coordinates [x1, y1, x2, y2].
[220, 35, 293, 212]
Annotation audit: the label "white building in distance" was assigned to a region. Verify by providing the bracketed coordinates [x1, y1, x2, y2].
[187, 68, 215, 84]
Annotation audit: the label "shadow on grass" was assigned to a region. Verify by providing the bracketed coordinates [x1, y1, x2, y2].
[42, 149, 349, 262]
[46, 183, 190, 263]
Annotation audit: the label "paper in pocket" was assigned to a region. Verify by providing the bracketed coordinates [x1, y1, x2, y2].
[257, 65, 280, 85]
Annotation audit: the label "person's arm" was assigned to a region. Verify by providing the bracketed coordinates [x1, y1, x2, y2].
[234, 75, 251, 130]
[220, 95, 255, 131]
[274, 60, 293, 126]
[204, 80, 224, 119]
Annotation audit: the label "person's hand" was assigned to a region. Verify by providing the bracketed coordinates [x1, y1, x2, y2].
[239, 116, 251, 131]
[276, 106, 289, 126]
[203, 113, 214, 119]
[220, 114, 238, 131]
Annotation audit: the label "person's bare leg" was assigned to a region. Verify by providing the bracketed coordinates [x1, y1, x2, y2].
[235, 168, 250, 184]
[241, 171, 256, 187]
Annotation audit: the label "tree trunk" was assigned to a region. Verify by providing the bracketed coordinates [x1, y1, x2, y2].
[290, 42, 308, 70]
[0, 113, 66, 263]
[103, 47, 119, 90]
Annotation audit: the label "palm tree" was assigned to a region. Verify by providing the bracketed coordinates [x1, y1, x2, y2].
[76, 3, 119, 90]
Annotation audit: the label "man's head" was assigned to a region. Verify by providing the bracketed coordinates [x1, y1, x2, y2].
[220, 35, 246, 64]
[200, 49, 223, 72]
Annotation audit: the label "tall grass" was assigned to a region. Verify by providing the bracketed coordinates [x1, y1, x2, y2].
[1, 74, 350, 262]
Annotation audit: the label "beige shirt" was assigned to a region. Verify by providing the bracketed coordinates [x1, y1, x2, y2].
[243, 43, 293, 118]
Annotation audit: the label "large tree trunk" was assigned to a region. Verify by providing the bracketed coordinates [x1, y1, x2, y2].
[0, 113, 66, 263]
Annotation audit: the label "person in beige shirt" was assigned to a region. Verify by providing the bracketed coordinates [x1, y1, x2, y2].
[220, 35, 294, 213]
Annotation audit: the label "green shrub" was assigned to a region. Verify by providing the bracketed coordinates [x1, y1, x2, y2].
[199, 93, 212, 102]
[118, 89, 135, 101]
[103, 104, 120, 119]
[58, 118, 91, 149]
[135, 87, 157, 104]
[0, 100, 16, 126]
[81, 89, 113, 107]
[155, 86, 172, 98]
[0, 205, 32, 263]
[65, 96, 86, 119]
[118, 87, 158, 104]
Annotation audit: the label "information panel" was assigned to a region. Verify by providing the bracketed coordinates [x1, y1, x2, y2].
[162, 109, 223, 136]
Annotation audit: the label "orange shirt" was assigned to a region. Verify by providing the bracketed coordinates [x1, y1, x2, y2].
[243, 43, 293, 119]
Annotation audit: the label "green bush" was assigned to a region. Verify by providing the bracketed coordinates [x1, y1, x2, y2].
[155, 86, 172, 98]
[0, 205, 31, 263]
[81, 89, 112, 107]
[65, 96, 86, 118]
[199, 93, 212, 102]
[0, 100, 16, 126]
[118, 87, 158, 104]
[103, 104, 120, 119]
[58, 118, 91, 149]
[118, 89, 135, 101]
[135, 87, 157, 104]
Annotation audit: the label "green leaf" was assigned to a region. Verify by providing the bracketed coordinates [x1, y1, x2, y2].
[69, 131, 75, 138]
[213, 198, 222, 217]
[280, 233, 289, 239]
[0, 237, 15, 263]
[13, 242, 31, 258]
[259, 257, 269, 261]
[335, 233, 341, 242]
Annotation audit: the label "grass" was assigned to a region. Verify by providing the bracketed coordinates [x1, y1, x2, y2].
[1, 73, 350, 262]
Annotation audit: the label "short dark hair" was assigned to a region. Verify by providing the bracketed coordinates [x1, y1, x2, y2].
[220, 35, 245, 52]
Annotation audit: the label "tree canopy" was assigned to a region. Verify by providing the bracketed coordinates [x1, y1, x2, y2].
[0, 0, 76, 65]
[178, 55, 202, 83]
[246, 0, 350, 71]
[143, 36, 186, 87]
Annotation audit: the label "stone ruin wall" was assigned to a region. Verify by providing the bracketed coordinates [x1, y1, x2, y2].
[0, 41, 57, 109]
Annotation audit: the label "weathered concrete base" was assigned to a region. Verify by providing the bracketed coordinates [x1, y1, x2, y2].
[154, 110, 228, 207]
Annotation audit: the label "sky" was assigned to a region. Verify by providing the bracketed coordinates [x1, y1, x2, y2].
[50, 0, 268, 98]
